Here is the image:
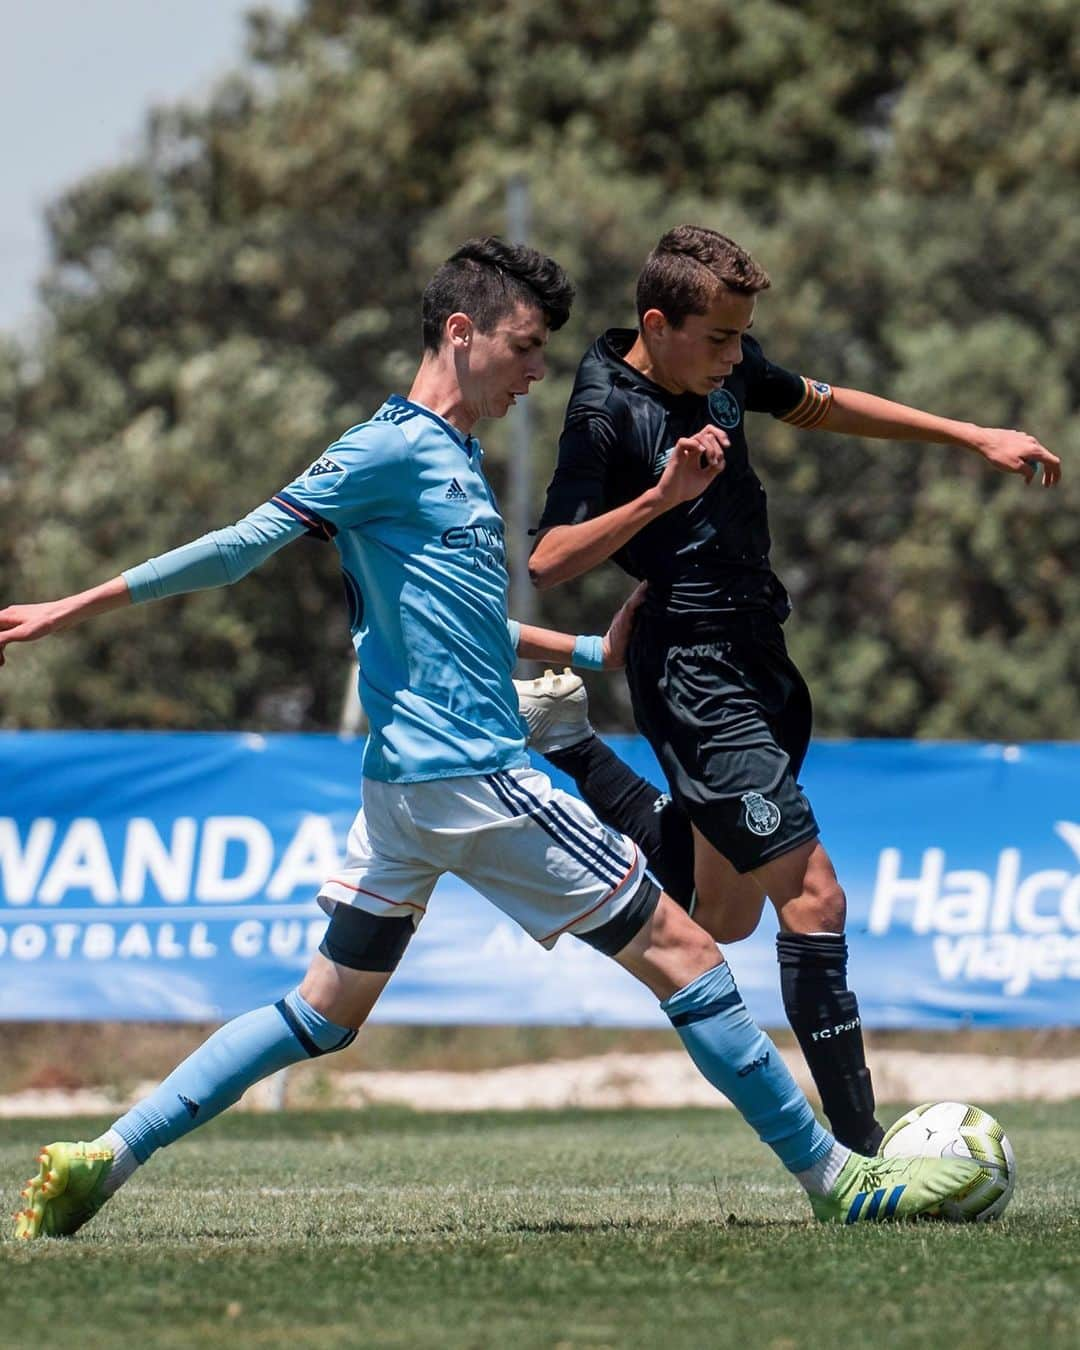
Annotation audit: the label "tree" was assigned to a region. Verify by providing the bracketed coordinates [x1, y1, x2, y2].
[2, 0, 1076, 738]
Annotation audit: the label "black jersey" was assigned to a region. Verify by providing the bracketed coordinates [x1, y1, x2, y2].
[536, 329, 831, 620]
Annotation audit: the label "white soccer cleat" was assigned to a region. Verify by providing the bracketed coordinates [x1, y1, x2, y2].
[514, 668, 594, 754]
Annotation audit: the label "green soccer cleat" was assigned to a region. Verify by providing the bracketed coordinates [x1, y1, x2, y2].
[13, 1140, 115, 1240]
[810, 1151, 982, 1225]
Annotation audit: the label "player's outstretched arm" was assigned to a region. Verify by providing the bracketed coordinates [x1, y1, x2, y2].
[0, 504, 306, 669]
[819, 387, 1061, 486]
[530, 428, 727, 590]
[514, 582, 648, 671]
[0, 577, 132, 666]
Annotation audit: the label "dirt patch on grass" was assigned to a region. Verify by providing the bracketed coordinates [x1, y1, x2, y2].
[3, 1023, 1078, 1095]
[1, 1047, 1077, 1117]
[312, 1048, 1080, 1112]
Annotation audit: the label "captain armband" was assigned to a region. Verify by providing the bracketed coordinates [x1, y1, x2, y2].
[571, 634, 605, 670]
[778, 377, 833, 430]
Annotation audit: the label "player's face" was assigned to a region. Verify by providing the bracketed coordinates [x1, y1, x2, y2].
[648, 291, 756, 396]
[462, 301, 550, 420]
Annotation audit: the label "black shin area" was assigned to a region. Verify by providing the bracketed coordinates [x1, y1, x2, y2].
[546, 736, 695, 909]
[574, 877, 661, 957]
[320, 905, 414, 972]
[776, 932, 884, 1154]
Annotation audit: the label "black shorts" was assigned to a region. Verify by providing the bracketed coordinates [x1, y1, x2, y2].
[626, 611, 819, 873]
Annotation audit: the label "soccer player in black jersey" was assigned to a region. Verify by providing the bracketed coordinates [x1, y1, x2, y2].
[526, 225, 1060, 1153]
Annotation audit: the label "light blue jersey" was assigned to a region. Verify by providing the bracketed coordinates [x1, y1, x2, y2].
[124, 396, 528, 783]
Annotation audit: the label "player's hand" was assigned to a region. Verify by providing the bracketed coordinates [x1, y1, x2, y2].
[654, 425, 727, 507]
[601, 582, 648, 670]
[972, 428, 1061, 486]
[0, 601, 67, 666]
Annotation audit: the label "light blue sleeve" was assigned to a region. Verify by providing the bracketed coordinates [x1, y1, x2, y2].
[270, 421, 409, 538]
[122, 502, 304, 604]
[506, 619, 521, 651]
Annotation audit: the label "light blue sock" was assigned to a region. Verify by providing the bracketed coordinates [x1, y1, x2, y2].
[111, 989, 356, 1163]
[662, 962, 833, 1173]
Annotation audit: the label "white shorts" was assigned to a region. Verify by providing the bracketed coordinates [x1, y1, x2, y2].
[318, 766, 646, 948]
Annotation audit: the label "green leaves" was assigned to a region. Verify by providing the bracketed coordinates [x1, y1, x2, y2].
[3, 0, 1076, 736]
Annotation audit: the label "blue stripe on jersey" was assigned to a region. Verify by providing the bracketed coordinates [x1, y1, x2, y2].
[272, 491, 336, 540]
[488, 772, 627, 887]
[341, 567, 364, 631]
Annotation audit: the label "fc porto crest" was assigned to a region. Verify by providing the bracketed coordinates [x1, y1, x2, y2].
[708, 388, 741, 429]
[741, 791, 781, 837]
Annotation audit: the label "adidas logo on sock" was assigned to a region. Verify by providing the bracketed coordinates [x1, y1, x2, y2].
[178, 1094, 200, 1118]
[445, 478, 467, 501]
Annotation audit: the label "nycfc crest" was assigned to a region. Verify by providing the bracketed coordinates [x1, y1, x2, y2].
[708, 388, 741, 429]
[741, 791, 781, 836]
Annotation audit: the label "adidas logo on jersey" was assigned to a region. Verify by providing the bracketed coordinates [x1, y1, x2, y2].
[445, 478, 468, 501]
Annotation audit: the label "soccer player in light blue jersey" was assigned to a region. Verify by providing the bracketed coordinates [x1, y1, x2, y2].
[1, 238, 978, 1237]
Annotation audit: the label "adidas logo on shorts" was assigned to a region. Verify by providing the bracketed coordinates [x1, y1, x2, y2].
[445, 478, 467, 501]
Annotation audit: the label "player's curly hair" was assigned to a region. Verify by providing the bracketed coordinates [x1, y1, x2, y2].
[637, 225, 770, 326]
[422, 237, 575, 350]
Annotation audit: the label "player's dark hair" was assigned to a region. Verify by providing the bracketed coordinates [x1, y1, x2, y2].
[636, 225, 771, 327]
[421, 237, 574, 351]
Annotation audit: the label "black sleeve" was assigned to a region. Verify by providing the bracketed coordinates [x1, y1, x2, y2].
[535, 411, 616, 532]
[742, 335, 834, 429]
[742, 335, 807, 415]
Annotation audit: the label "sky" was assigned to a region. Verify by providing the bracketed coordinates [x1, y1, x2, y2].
[0, 0, 300, 332]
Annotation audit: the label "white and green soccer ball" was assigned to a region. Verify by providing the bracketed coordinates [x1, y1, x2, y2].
[880, 1101, 1016, 1221]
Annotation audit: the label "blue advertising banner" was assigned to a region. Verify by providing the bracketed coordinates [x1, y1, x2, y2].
[1, 732, 1077, 1026]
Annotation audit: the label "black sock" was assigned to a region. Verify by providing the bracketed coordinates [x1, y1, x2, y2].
[545, 735, 695, 909]
[776, 932, 883, 1154]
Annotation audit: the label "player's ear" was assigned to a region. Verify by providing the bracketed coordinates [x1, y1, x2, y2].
[446, 312, 474, 350]
[641, 308, 668, 340]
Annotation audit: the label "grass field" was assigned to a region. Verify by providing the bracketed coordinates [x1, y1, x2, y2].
[1, 1103, 1077, 1350]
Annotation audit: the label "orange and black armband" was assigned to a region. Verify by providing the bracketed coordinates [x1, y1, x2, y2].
[778, 378, 833, 430]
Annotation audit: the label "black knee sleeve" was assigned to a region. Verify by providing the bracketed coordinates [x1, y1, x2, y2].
[574, 877, 661, 956]
[319, 904, 415, 973]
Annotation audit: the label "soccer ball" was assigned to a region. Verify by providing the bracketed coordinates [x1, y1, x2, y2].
[880, 1101, 1016, 1221]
